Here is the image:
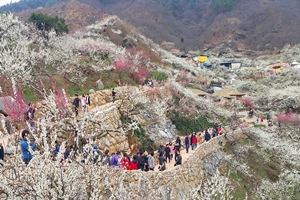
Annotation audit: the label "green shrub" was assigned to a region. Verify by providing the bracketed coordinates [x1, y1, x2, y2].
[105, 83, 118, 89]
[102, 55, 112, 63]
[133, 124, 156, 152]
[171, 113, 214, 134]
[28, 12, 69, 35]
[24, 85, 39, 102]
[253, 124, 266, 128]
[66, 85, 90, 96]
[150, 71, 168, 82]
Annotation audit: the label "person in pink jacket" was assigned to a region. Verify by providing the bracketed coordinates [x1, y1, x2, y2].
[168, 141, 174, 161]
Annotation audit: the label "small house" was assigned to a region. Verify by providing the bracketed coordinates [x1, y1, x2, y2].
[212, 87, 245, 102]
[220, 61, 242, 70]
[190, 89, 207, 97]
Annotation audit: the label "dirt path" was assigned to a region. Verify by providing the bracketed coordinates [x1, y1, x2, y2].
[153, 111, 273, 172]
[154, 145, 199, 171]
[239, 111, 269, 127]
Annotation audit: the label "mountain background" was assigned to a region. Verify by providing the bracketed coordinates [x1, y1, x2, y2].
[1, 0, 300, 53]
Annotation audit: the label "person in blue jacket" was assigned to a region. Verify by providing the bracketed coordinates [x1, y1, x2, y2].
[204, 128, 211, 142]
[53, 141, 60, 157]
[20, 130, 36, 164]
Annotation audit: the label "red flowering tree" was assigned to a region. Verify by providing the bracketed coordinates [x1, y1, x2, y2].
[113, 58, 132, 72]
[276, 111, 300, 125]
[131, 66, 148, 83]
[243, 97, 254, 109]
[50, 80, 70, 118]
[1, 81, 28, 123]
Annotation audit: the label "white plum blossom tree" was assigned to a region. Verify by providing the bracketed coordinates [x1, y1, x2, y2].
[0, 13, 48, 83]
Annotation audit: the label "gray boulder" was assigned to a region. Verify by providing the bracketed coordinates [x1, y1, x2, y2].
[89, 89, 95, 94]
[96, 80, 104, 90]
[0, 96, 15, 116]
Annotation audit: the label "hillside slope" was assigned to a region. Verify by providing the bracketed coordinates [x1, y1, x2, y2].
[3, 0, 300, 52]
[0, 0, 300, 52]
[93, 0, 300, 52]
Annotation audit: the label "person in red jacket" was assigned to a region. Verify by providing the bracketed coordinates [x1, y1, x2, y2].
[192, 135, 198, 150]
[129, 155, 139, 170]
[218, 127, 223, 135]
[121, 152, 130, 170]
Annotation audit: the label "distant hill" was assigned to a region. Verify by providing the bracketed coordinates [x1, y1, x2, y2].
[16, 1, 105, 33]
[0, 0, 69, 13]
[3, 0, 300, 52]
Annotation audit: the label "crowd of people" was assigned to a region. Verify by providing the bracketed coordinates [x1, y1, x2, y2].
[1, 89, 225, 169]
[98, 143, 183, 171]
[16, 126, 224, 168]
[100, 149, 156, 171]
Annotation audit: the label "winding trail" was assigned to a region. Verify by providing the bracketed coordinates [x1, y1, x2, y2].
[154, 145, 199, 171]
[239, 111, 269, 127]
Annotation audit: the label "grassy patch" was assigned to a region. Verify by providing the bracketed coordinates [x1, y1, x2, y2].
[223, 145, 233, 154]
[150, 71, 168, 82]
[223, 137, 282, 199]
[243, 139, 250, 145]
[105, 83, 118, 89]
[80, 59, 91, 64]
[24, 85, 39, 102]
[253, 124, 266, 128]
[230, 172, 248, 199]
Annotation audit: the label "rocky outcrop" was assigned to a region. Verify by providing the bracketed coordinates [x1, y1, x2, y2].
[0, 96, 14, 116]
[60, 87, 175, 153]
[202, 149, 223, 176]
[146, 120, 176, 143]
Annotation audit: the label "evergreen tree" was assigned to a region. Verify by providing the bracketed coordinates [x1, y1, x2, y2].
[28, 12, 69, 35]
[210, 0, 236, 13]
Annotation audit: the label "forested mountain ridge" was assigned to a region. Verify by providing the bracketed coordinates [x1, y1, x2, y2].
[2, 0, 300, 52]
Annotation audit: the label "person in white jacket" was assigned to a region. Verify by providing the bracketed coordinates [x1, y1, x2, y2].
[81, 94, 87, 112]
[148, 151, 155, 171]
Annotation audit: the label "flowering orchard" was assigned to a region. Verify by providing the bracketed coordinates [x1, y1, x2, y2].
[0, 11, 300, 199]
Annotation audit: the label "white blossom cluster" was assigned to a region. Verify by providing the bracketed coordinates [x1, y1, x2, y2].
[189, 171, 234, 200]
[0, 13, 48, 83]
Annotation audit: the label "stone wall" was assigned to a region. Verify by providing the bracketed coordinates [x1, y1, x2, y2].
[98, 133, 231, 199]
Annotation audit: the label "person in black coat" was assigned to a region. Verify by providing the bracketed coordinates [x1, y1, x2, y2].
[73, 94, 80, 116]
[0, 143, 4, 166]
[137, 150, 146, 170]
[175, 137, 181, 150]
[165, 144, 171, 163]
[158, 152, 166, 171]
[142, 152, 149, 171]
[86, 94, 91, 111]
[185, 135, 190, 153]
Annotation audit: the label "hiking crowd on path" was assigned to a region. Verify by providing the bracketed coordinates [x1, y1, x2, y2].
[96, 127, 223, 171]
[1, 86, 224, 168]
[0, 125, 224, 167]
